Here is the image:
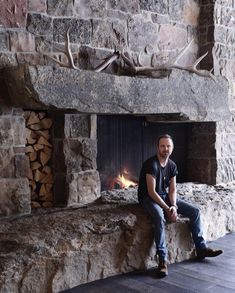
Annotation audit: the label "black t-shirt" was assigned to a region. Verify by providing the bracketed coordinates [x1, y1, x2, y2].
[138, 155, 178, 200]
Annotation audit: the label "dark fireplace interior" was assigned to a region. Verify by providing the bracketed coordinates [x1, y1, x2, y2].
[97, 115, 193, 191]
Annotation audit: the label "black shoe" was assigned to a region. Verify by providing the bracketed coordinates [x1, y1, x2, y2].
[157, 260, 168, 277]
[196, 247, 223, 259]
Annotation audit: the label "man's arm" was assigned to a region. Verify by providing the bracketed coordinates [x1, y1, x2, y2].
[146, 174, 170, 212]
[168, 176, 177, 207]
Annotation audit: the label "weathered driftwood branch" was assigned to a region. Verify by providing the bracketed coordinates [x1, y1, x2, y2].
[44, 29, 214, 80]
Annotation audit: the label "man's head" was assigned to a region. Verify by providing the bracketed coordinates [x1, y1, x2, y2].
[156, 134, 174, 159]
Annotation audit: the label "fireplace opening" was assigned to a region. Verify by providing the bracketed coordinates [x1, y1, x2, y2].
[97, 115, 216, 191]
[97, 115, 190, 190]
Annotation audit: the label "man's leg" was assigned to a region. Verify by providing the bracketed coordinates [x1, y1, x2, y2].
[176, 198, 223, 258]
[139, 196, 167, 262]
[176, 198, 207, 251]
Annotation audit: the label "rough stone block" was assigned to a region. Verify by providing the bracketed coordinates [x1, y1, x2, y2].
[220, 133, 235, 157]
[65, 114, 90, 138]
[9, 31, 35, 52]
[0, 118, 13, 146]
[0, 178, 31, 217]
[158, 25, 187, 50]
[128, 15, 159, 52]
[0, 148, 15, 178]
[12, 116, 26, 145]
[53, 18, 91, 44]
[3, 65, 230, 122]
[27, 13, 53, 35]
[216, 158, 235, 183]
[16, 52, 45, 66]
[73, 0, 107, 18]
[0, 32, 9, 51]
[64, 138, 97, 172]
[28, 0, 47, 12]
[106, 0, 140, 14]
[48, 0, 75, 16]
[67, 170, 101, 206]
[0, 53, 17, 69]
[183, 0, 200, 26]
[15, 154, 30, 178]
[139, 0, 168, 14]
[92, 19, 127, 50]
[0, 0, 27, 28]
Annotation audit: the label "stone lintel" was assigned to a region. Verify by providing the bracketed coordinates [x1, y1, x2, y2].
[4, 65, 230, 122]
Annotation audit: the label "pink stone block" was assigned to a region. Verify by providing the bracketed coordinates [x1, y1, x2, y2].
[28, 0, 47, 13]
[10, 31, 35, 52]
[0, 0, 27, 28]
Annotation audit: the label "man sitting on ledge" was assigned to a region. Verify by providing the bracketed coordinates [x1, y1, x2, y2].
[138, 134, 223, 277]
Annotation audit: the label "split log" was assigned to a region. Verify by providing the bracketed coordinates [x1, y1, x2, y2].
[26, 145, 34, 153]
[40, 118, 53, 129]
[31, 201, 42, 208]
[40, 173, 54, 184]
[27, 111, 40, 126]
[31, 161, 41, 170]
[40, 150, 51, 166]
[35, 130, 50, 140]
[34, 169, 44, 182]
[29, 151, 37, 162]
[38, 112, 46, 120]
[34, 144, 44, 151]
[37, 136, 52, 147]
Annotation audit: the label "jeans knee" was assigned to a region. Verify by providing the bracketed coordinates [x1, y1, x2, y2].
[192, 206, 200, 219]
[152, 212, 165, 226]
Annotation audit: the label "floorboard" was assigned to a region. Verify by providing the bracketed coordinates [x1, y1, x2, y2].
[61, 232, 235, 293]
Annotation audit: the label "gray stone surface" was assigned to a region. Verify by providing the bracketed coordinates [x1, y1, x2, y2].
[0, 182, 235, 292]
[63, 138, 97, 172]
[4, 65, 230, 122]
[53, 18, 92, 44]
[67, 170, 101, 206]
[0, 178, 31, 217]
[27, 13, 53, 35]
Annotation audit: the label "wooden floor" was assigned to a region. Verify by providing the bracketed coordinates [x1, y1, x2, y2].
[62, 232, 235, 293]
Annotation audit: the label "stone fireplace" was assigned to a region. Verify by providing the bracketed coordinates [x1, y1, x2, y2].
[1, 0, 235, 291]
[0, 63, 230, 215]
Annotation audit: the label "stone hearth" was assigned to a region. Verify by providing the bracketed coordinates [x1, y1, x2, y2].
[0, 183, 235, 293]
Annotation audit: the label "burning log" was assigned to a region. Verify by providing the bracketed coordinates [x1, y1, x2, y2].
[25, 111, 54, 208]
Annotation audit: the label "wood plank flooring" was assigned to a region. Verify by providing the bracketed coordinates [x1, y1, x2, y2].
[61, 232, 235, 293]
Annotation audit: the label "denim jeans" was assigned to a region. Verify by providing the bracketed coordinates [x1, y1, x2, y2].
[139, 194, 207, 261]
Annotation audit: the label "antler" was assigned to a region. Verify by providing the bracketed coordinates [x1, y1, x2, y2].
[119, 39, 215, 80]
[44, 28, 79, 69]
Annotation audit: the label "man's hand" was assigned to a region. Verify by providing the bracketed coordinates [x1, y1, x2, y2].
[166, 206, 177, 222]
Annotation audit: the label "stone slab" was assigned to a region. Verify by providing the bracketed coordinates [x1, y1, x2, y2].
[4, 65, 230, 122]
[0, 182, 235, 292]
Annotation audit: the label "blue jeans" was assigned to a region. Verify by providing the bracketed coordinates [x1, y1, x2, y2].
[139, 195, 207, 261]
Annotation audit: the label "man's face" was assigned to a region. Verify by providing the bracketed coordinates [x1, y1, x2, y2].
[157, 138, 174, 159]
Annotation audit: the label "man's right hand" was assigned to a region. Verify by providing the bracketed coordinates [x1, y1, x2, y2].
[166, 206, 177, 222]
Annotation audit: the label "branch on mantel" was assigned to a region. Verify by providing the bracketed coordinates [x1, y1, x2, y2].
[43, 29, 215, 81]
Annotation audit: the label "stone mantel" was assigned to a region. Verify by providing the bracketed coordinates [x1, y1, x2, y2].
[4, 65, 230, 121]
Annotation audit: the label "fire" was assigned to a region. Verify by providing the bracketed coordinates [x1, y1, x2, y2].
[114, 171, 138, 189]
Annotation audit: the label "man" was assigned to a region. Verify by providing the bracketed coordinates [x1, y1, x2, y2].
[138, 134, 223, 277]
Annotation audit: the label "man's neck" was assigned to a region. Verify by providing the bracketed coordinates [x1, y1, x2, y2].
[157, 153, 169, 167]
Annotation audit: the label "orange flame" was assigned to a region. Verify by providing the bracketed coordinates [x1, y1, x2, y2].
[114, 172, 138, 189]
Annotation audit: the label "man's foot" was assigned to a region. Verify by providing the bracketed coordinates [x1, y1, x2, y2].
[196, 247, 223, 260]
[157, 260, 168, 277]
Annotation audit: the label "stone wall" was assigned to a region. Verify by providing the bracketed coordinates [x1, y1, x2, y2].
[213, 0, 235, 110]
[0, 104, 31, 217]
[0, 0, 200, 70]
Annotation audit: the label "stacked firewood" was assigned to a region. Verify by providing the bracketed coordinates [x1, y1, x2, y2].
[24, 111, 54, 208]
